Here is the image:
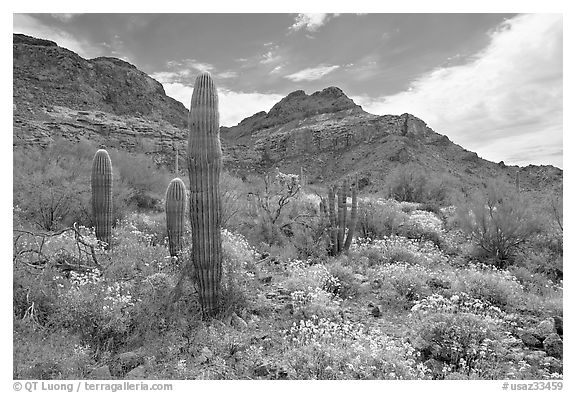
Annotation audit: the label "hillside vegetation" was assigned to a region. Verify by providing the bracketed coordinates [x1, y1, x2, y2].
[13, 139, 563, 380]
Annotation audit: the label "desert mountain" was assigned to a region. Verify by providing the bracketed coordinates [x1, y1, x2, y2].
[13, 33, 562, 195]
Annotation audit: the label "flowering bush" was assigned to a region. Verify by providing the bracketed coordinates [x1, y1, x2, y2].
[220, 229, 259, 314]
[411, 311, 504, 378]
[453, 264, 525, 310]
[283, 316, 429, 379]
[373, 263, 446, 308]
[352, 235, 450, 268]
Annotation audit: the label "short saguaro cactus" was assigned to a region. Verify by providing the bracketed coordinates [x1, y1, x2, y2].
[165, 178, 187, 257]
[91, 149, 113, 248]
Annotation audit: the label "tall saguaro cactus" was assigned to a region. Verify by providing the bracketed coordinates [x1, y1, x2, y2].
[187, 72, 223, 317]
[165, 178, 187, 257]
[91, 149, 113, 248]
[321, 176, 358, 256]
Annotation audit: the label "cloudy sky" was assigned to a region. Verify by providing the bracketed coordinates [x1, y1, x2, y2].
[13, 13, 562, 168]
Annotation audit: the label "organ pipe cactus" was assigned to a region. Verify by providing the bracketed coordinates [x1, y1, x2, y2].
[165, 178, 187, 257]
[321, 176, 358, 256]
[187, 72, 223, 317]
[91, 149, 113, 249]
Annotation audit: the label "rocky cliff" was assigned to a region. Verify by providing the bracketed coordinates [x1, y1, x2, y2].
[13, 33, 562, 196]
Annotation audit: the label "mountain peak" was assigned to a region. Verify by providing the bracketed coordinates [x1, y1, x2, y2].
[266, 86, 362, 123]
[14, 33, 58, 47]
[312, 86, 347, 99]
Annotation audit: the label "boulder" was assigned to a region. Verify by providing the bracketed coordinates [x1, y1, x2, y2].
[520, 332, 543, 348]
[535, 318, 556, 339]
[370, 305, 383, 317]
[353, 273, 368, 282]
[196, 346, 214, 364]
[231, 312, 248, 331]
[543, 333, 563, 358]
[553, 316, 563, 336]
[90, 365, 112, 379]
[524, 350, 547, 365]
[124, 365, 146, 380]
[543, 356, 563, 374]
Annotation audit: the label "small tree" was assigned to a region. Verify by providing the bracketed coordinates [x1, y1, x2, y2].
[248, 168, 301, 245]
[457, 181, 542, 267]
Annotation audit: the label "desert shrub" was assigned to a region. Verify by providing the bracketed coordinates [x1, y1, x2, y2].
[352, 246, 387, 266]
[220, 229, 260, 315]
[283, 194, 328, 258]
[283, 317, 429, 379]
[356, 199, 408, 239]
[109, 150, 172, 212]
[386, 164, 452, 205]
[14, 320, 95, 379]
[49, 268, 135, 352]
[326, 261, 361, 299]
[243, 170, 301, 247]
[452, 264, 524, 310]
[13, 140, 94, 230]
[13, 266, 61, 326]
[515, 246, 563, 283]
[509, 266, 560, 296]
[123, 212, 169, 247]
[374, 263, 437, 309]
[220, 171, 249, 231]
[13, 138, 175, 231]
[456, 181, 543, 267]
[352, 236, 451, 269]
[410, 311, 503, 378]
[132, 272, 177, 339]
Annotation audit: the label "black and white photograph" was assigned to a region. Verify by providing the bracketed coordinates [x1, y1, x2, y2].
[10, 5, 565, 388]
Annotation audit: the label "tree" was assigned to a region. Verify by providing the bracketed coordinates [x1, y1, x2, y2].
[457, 181, 542, 267]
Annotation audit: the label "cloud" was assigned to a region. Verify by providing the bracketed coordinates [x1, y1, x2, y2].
[352, 14, 562, 168]
[155, 60, 237, 84]
[183, 60, 213, 73]
[260, 46, 282, 65]
[285, 65, 340, 82]
[216, 71, 238, 79]
[13, 14, 102, 59]
[289, 13, 339, 32]
[150, 71, 190, 84]
[50, 14, 81, 23]
[160, 82, 283, 127]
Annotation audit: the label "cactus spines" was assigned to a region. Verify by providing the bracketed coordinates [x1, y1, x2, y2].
[322, 177, 358, 256]
[165, 178, 187, 257]
[187, 72, 223, 317]
[91, 149, 113, 249]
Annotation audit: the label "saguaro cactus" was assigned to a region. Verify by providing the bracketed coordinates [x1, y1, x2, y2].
[165, 178, 187, 257]
[321, 176, 358, 256]
[187, 72, 223, 317]
[91, 149, 113, 248]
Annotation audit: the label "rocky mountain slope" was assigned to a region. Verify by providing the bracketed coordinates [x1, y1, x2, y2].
[221, 87, 561, 195]
[13, 33, 562, 196]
